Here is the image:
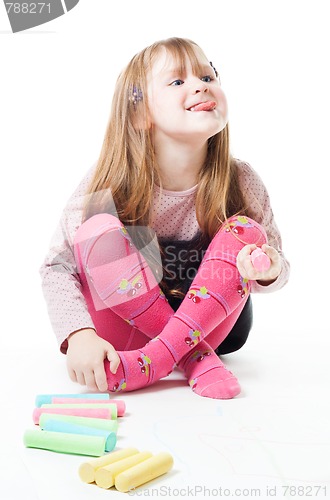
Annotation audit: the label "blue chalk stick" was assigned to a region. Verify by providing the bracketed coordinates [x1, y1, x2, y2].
[43, 419, 117, 452]
[35, 393, 109, 407]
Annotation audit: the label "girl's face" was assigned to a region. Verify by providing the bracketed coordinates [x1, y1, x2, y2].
[147, 47, 228, 146]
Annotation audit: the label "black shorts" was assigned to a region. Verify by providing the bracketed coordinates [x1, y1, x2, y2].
[215, 295, 253, 355]
[159, 236, 253, 356]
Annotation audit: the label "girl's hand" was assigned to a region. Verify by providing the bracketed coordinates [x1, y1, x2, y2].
[66, 328, 120, 392]
[236, 244, 282, 285]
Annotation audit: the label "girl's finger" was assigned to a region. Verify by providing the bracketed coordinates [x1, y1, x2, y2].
[75, 370, 86, 387]
[237, 244, 257, 279]
[244, 255, 260, 280]
[262, 244, 279, 262]
[84, 370, 98, 392]
[107, 349, 121, 374]
[94, 365, 108, 393]
[67, 368, 77, 383]
[239, 244, 257, 259]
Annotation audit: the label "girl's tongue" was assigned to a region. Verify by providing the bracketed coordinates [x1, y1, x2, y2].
[191, 101, 216, 111]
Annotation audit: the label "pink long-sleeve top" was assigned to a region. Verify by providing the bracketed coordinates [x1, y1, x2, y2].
[40, 159, 290, 349]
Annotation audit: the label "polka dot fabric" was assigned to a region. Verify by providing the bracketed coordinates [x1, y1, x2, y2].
[152, 183, 199, 241]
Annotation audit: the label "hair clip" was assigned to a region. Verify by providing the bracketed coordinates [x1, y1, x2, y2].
[209, 61, 219, 78]
[129, 86, 143, 105]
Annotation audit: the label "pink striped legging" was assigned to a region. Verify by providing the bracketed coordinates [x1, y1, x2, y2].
[73, 213, 267, 354]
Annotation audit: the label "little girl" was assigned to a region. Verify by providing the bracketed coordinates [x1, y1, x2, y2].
[40, 37, 290, 399]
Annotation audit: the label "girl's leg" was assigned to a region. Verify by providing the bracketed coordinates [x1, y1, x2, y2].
[75, 221, 239, 395]
[72, 246, 149, 352]
[178, 298, 248, 398]
[73, 213, 174, 348]
[182, 297, 252, 396]
[104, 216, 267, 398]
[214, 296, 253, 355]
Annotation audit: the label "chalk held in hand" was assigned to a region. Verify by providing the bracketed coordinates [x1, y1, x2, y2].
[23, 429, 106, 456]
[79, 447, 140, 484]
[115, 452, 174, 492]
[250, 248, 271, 272]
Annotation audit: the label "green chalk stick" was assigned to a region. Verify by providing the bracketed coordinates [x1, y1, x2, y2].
[39, 413, 118, 433]
[43, 420, 117, 452]
[23, 429, 106, 456]
[41, 403, 117, 419]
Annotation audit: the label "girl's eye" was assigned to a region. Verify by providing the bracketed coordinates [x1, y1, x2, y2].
[201, 75, 213, 83]
[170, 79, 184, 86]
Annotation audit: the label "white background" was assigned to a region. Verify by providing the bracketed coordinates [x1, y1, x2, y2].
[0, 1, 329, 499]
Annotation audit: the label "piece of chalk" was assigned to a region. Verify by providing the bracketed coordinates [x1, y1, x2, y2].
[115, 452, 174, 492]
[41, 403, 117, 419]
[43, 420, 117, 452]
[39, 413, 118, 433]
[33, 407, 112, 424]
[250, 248, 271, 272]
[23, 429, 106, 456]
[52, 398, 126, 416]
[78, 447, 139, 484]
[95, 451, 153, 489]
[35, 393, 110, 407]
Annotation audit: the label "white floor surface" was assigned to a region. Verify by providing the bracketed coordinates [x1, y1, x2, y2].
[1, 294, 329, 500]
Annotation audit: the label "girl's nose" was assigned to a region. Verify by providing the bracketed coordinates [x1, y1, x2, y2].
[194, 85, 208, 94]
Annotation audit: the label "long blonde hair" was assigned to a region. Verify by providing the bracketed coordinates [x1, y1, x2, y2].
[83, 37, 247, 295]
[83, 38, 249, 297]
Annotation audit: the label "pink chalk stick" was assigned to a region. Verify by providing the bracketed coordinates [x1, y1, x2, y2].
[250, 248, 271, 272]
[51, 398, 126, 417]
[33, 407, 112, 425]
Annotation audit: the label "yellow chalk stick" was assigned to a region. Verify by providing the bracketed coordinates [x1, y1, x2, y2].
[78, 447, 139, 483]
[115, 452, 174, 492]
[95, 451, 153, 489]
